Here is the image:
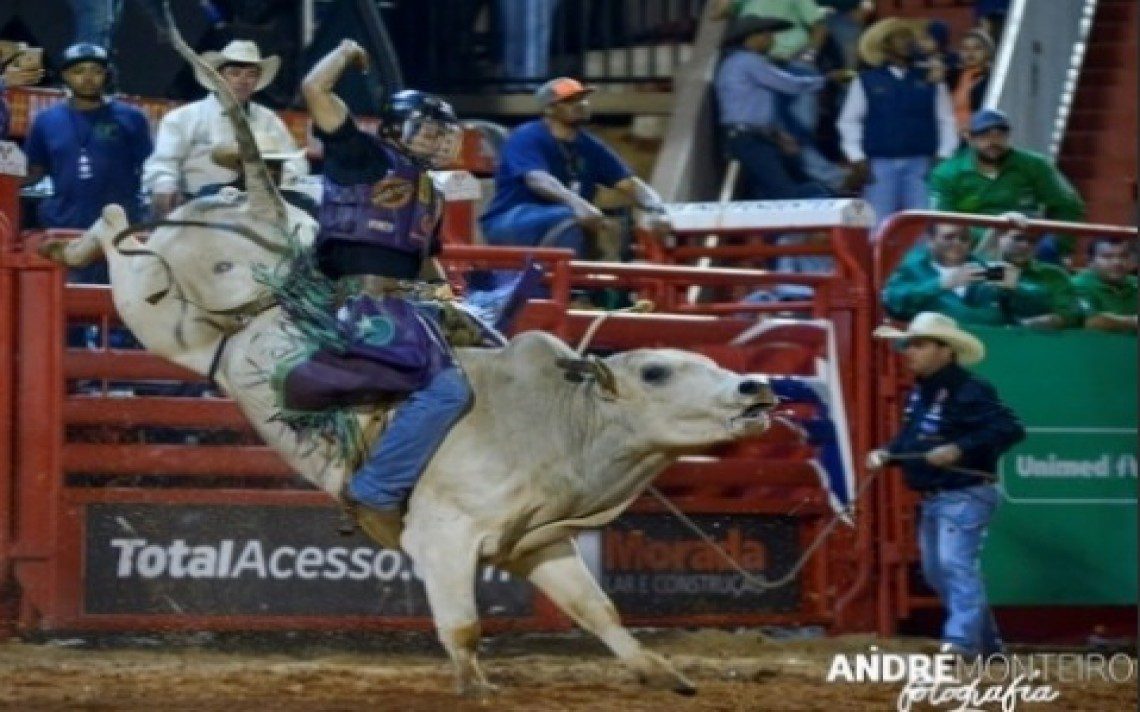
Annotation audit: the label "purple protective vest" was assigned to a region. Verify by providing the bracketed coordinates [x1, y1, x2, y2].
[317, 142, 439, 255]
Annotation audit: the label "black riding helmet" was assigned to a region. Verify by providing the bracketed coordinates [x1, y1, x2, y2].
[378, 89, 462, 167]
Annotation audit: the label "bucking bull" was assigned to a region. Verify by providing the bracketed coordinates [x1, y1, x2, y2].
[40, 2, 777, 697]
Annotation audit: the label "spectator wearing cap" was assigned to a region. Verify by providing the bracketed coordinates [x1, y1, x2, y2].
[1072, 238, 1138, 333]
[715, 16, 847, 199]
[479, 77, 671, 258]
[928, 109, 1085, 262]
[837, 17, 958, 235]
[23, 42, 151, 282]
[868, 311, 1024, 658]
[951, 30, 995, 136]
[882, 222, 1048, 326]
[0, 41, 45, 139]
[712, 0, 831, 137]
[142, 39, 307, 218]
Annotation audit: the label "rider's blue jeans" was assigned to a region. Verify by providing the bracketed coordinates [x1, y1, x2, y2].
[348, 366, 472, 511]
[917, 484, 1004, 655]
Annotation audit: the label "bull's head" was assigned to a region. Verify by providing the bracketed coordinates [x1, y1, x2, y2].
[558, 349, 776, 448]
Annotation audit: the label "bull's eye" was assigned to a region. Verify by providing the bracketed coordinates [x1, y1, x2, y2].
[640, 364, 670, 385]
[213, 261, 233, 274]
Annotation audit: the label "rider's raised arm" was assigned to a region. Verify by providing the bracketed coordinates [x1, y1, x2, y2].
[301, 39, 369, 134]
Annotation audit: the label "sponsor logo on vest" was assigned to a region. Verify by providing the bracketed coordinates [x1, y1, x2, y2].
[371, 177, 415, 209]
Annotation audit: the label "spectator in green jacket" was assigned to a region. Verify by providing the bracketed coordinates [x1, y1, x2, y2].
[928, 109, 1085, 262]
[1073, 238, 1138, 333]
[882, 222, 1050, 326]
[977, 218, 1081, 328]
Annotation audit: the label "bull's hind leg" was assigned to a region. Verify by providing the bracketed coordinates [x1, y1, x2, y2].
[405, 525, 497, 697]
[504, 538, 697, 695]
[38, 203, 127, 267]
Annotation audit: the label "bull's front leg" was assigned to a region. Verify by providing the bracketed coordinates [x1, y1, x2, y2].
[403, 519, 497, 697]
[504, 538, 697, 695]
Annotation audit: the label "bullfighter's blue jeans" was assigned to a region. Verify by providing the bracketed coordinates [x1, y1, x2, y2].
[348, 366, 472, 511]
[917, 484, 1004, 655]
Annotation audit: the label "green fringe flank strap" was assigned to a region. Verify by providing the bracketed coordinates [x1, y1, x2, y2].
[253, 227, 367, 466]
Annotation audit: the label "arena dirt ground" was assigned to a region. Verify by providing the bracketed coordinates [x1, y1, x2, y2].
[0, 630, 1134, 711]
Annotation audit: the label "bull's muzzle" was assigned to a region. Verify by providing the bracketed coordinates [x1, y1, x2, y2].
[732, 380, 776, 431]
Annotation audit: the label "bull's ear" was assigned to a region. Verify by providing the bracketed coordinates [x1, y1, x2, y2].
[554, 357, 619, 399]
[555, 357, 591, 383]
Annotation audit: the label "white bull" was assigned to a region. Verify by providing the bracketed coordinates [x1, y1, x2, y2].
[48, 204, 776, 695]
[41, 2, 778, 696]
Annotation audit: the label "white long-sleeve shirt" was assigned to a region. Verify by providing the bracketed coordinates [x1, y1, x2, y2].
[142, 94, 308, 196]
[836, 67, 958, 163]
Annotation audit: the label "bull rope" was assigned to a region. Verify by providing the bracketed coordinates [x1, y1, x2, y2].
[574, 305, 884, 593]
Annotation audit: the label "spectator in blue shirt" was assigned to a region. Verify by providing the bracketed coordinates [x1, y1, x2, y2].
[714, 16, 850, 199]
[23, 44, 151, 282]
[479, 77, 671, 259]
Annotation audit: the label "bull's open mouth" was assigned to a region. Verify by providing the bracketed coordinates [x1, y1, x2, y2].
[741, 403, 770, 419]
[730, 401, 774, 430]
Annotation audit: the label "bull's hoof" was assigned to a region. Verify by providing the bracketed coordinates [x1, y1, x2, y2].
[37, 239, 69, 264]
[456, 678, 500, 698]
[632, 652, 697, 696]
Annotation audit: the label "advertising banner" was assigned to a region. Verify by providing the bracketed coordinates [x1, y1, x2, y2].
[599, 514, 800, 614]
[971, 327, 1137, 605]
[84, 504, 533, 616]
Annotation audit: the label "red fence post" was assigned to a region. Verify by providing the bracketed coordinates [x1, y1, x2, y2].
[0, 148, 26, 634]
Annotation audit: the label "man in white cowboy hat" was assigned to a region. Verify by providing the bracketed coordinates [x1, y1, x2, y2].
[837, 16, 957, 236]
[868, 312, 1024, 657]
[142, 38, 308, 218]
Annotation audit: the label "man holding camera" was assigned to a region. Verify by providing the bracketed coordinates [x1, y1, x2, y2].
[972, 213, 1081, 329]
[881, 222, 1050, 326]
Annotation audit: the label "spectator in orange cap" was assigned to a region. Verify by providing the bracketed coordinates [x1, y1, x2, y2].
[480, 77, 672, 259]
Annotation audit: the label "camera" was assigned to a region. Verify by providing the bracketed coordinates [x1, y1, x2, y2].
[983, 264, 1006, 281]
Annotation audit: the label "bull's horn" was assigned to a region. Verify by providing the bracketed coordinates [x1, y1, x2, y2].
[554, 357, 618, 399]
[589, 356, 618, 399]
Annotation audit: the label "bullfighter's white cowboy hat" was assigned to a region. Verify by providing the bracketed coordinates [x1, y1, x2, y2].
[873, 311, 985, 366]
[196, 40, 280, 92]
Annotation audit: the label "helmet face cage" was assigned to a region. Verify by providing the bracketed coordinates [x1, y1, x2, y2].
[396, 110, 462, 168]
[381, 91, 462, 169]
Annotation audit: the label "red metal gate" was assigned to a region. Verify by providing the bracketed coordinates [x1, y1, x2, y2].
[0, 191, 884, 635]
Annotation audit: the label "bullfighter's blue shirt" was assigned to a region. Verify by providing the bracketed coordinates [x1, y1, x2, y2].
[481, 119, 631, 224]
[24, 99, 152, 228]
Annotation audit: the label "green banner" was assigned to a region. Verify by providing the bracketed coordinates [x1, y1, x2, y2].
[971, 327, 1137, 605]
